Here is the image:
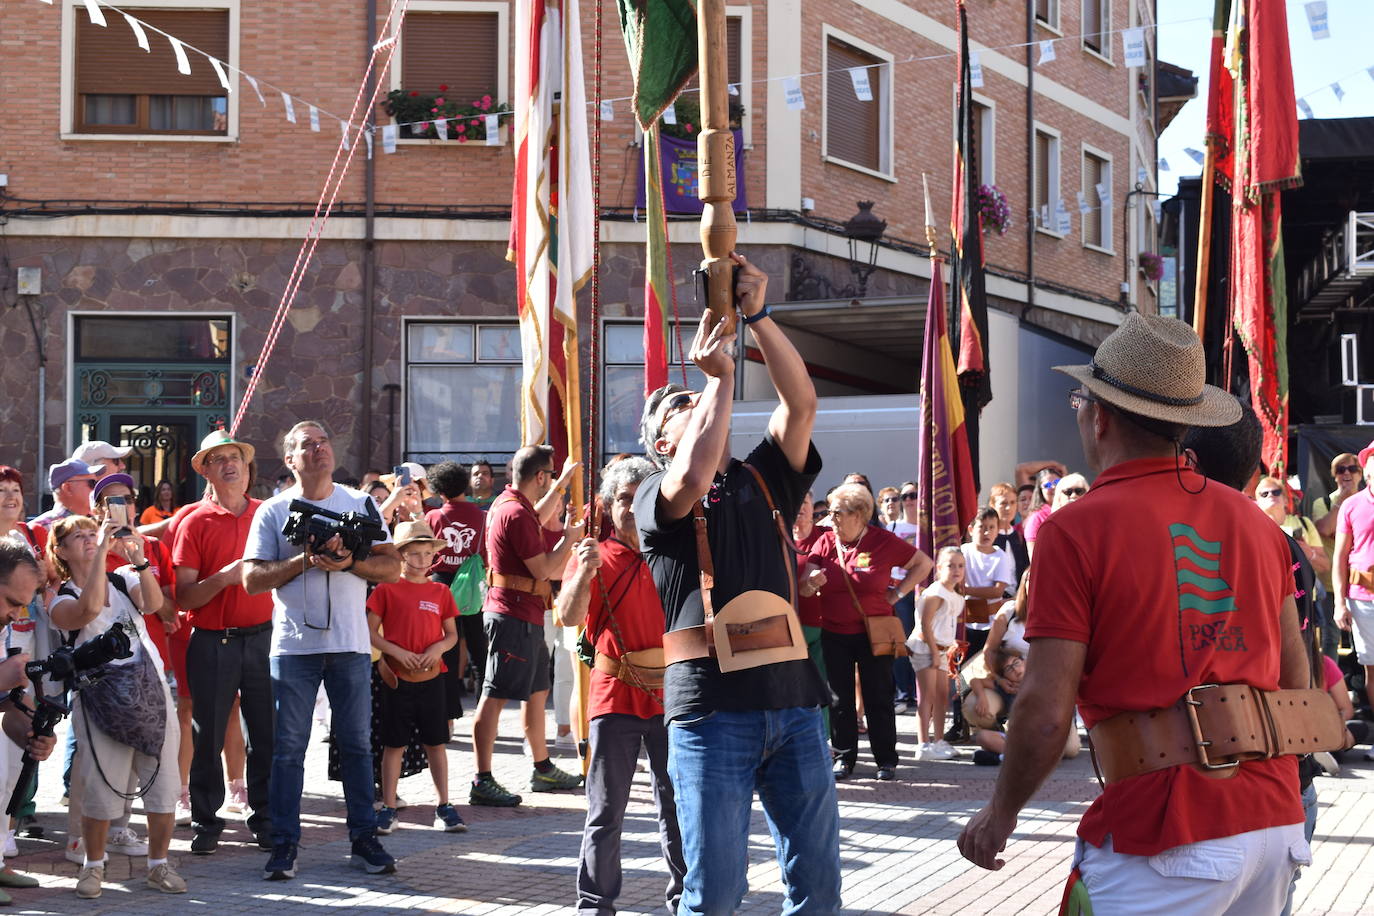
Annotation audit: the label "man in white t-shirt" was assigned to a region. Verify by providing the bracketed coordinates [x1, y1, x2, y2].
[959, 507, 1015, 658]
[243, 421, 401, 882]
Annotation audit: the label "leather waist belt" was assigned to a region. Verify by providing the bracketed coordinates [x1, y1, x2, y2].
[661, 614, 796, 666]
[199, 622, 272, 640]
[1351, 567, 1374, 591]
[1089, 683, 1347, 785]
[593, 648, 667, 690]
[486, 571, 552, 601]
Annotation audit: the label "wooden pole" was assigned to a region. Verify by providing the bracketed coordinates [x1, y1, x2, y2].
[696, 0, 737, 334]
[1192, 137, 1216, 341]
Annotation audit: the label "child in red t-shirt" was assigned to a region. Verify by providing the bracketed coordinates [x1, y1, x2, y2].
[367, 522, 462, 834]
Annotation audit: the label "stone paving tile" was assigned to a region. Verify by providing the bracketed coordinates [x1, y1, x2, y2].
[3, 706, 1374, 913]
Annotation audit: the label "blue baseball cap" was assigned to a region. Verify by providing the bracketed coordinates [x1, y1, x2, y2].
[49, 458, 104, 490]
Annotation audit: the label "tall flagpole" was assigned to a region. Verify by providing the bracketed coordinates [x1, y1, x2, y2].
[696, 0, 737, 333]
[1192, 138, 1216, 341]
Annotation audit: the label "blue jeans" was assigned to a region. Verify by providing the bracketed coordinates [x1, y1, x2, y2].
[668, 707, 841, 914]
[269, 652, 376, 845]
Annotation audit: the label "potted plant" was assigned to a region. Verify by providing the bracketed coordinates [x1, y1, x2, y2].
[976, 184, 1012, 236]
[1138, 251, 1164, 282]
[383, 87, 511, 142]
[659, 96, 746, 141]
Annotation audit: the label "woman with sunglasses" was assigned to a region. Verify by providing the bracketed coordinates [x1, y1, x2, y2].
[1022, 467, 1064, 561]
[1255, 477, 1330, 579]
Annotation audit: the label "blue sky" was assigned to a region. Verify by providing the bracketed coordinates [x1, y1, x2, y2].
[1157, 0, 1374, 197]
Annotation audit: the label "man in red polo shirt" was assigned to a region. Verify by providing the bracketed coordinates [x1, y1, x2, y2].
[959, 314, 1312, 912]
[468, 444, 583, 807]
[172, 430, 275, 854]
[557, 456, 685, 914]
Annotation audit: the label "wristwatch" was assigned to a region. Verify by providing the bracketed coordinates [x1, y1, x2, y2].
[131, 560, 151, 571]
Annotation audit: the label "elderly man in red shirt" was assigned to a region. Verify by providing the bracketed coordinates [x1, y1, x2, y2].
[557, 456, 685, 914]
[468, 444, 584, 807]
[960, 314, 1319, 913]
[172, 430, 275, 854]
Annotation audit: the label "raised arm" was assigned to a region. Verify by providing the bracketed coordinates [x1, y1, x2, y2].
[657, 311, 737, 521]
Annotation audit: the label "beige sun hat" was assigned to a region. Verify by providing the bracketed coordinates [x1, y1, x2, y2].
[393, 520, 443, 549]
[191, 428, 256, 475]
[1054, 313, 1241, 428]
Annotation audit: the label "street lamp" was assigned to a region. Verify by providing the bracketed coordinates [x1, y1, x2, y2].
[844, 201, 887, 297]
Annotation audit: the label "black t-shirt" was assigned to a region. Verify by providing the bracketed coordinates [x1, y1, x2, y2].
[635, 434, 830, 722]
[994, 530, 1030, 589]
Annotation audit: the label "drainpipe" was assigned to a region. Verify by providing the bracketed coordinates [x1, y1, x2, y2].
[360, 0, 379, 472]
[1024, 2, 1036, 322]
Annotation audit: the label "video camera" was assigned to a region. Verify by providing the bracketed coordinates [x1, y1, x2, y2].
[281, 499, 387, 563]
[6, 622, 134, 815]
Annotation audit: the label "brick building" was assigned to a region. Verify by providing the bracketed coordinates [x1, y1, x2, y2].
[0, 0, 1176, 509]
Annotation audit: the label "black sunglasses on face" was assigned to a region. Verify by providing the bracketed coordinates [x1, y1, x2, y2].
[1060, 487, 1087, 498]
[901, 492, 919, 501]
[881, 497, 900, 504]
[1257, 488, 1283, 498]
[1335, 464, 1360, 475]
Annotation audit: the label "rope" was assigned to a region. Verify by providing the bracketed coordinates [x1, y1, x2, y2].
[588, 0, 604, 534]
[229, 0, 409, 436]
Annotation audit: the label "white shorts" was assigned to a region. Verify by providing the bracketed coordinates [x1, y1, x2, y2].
[1076, 824, 1309, 915]
[908, 642, 948, 673]
[72, 685, 180, 821]
[1347, 598, 1374, 665]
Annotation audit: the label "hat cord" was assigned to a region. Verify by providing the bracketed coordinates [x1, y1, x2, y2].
[1090, 362, 1204, 407]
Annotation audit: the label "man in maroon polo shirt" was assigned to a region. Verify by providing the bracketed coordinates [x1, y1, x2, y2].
[172, 430, 275, 854]
[468, 444, 583, 807]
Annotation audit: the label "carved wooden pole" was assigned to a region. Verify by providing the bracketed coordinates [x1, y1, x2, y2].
[696, 0, 737, 334]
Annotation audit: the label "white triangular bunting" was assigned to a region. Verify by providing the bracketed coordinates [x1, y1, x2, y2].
[82, 0, 106, 27]
[209, 57, 231, 92]
[245, 74, 265, 105]
[168, 36, 191, 75]
[123, 13, 149, 51]
[282, 94, 297, 123]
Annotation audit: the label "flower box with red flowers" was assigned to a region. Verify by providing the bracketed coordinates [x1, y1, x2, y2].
[383, 87, 511, 143]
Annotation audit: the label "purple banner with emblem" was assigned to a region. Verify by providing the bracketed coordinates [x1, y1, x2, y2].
[635, 129, 748, 214]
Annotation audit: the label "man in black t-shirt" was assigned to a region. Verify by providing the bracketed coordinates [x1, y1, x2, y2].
[635, 252, 841, 913]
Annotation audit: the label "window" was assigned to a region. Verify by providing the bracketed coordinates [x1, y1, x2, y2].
[1082, 0, 1109, 57]
[603, 323, 705, 455]
[680, 11, 751, 144]
[73, 8, 230, 135]
[1034, 127, 1061, 233]
[1082, 148, 1112, 250]
[824, 33, 891, 176]
[1035, 0, 1059, 30]
[76, 317, 230, 361]
[970, 100, 994, 187]
[405, 323, 522, 463]
[390, 1, 510, 141]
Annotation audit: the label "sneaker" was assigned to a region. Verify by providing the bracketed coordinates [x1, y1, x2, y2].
[3, 830, 15, 858]
[190, 831, 219, 855]
[935, 739, 963, 759]
[64, 837, 84, 865]
[393, 794, 409, 810]
[108, 826, 149, 857]
[350, 833, 396, 875]
[146, 862, 187, 894]
[554, 731, 576, 750]
[263, 843, 297, 881]
[470, 775, 521, 807]
[925, 742, 957, 761]
[375, 806, 398, 836]
[225, 780, 248, 815]
[76, 864, 103, 899]
[530, 762, 583, 793]
[18, 815, 43, 839]
[435, 803, 468, 833]
[972, 749, 1002, 766]
[1314, 751, 1340, 776]
[175, 789, 192, 826]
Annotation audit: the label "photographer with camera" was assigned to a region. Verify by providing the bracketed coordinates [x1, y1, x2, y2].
[242, 420, 401, 882]
[46, 514, 184, 899]
[0, 537, 59, 904]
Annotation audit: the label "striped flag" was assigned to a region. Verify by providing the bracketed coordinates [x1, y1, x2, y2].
[917, 257, 978, 567]
[643, 121, 672, 395]
[508, 0, 594, 468]
[949, 0, 991, 486]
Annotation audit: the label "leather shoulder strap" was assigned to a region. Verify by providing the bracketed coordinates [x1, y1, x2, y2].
[741, 462, 797, 607]
[691, 500, 716, 627]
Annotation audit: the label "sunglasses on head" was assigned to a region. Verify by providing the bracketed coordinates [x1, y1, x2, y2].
[1256, 488, 1283, 498]
[1335, 464, 1360, 475]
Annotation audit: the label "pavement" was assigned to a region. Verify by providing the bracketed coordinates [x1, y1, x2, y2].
[5, 701, 1374, 915]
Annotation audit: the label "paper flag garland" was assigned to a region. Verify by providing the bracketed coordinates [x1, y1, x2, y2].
[485, 114, 500, 145]
[1038, 40, 1056, 65]
[1305, 1, 1330, 40]
[309, 105, 321, 132]
[168, 36, 191, 75]
[1184, 147, 1205, 165]
[969, 52, 984, 88]
[382, 123, 398, 154]
[83, 0, 105, 27]
[282, 94, 296, 124]
[1122, 29, 1146, 68]
[784, 77, 805, 110]
[209, 57, 231, 92]
[850, 67, 873, 101]
[123, 13, 149, 51]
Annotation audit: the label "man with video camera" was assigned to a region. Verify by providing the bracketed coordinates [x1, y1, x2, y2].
[243, 420, 401, 881]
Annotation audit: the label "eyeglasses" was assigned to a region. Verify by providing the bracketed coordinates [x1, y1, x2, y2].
[881, 497, 900, 504]
[901, 492, 919, 501]
[1068, 389, 1096, 411]
[656, 392, 695, 437]
[1059, 487, 1087, 498]
[1335, 464, 1361, 475]
[1256, 488, 1283, 499]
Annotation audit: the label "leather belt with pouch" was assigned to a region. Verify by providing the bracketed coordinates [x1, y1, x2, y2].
[593, 647, 668, 691]
[663, 463, 807, 673]
[486, 570, 553, 603]
[1351, 567, 1374, 591]
[1089, 683, 1348, 785]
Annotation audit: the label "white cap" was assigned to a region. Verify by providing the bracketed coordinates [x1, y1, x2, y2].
[400, 461, 427, 480]
[73, 440, 132, 463]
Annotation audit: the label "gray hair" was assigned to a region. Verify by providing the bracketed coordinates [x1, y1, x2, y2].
[639, 383, 691, 469]
[282, 419, 332, 458]
[599, 456, 657, 503]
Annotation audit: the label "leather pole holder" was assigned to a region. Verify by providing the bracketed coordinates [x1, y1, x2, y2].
[1350, 567, 1374, 591]
[665, 463, 806, 672]
[593, 648, 668, 691]
[1089, 683, 1348, 785]
[486, 570, 553, 602]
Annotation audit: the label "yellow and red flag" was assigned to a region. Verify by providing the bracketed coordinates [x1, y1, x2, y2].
[508, 0, 594, 470]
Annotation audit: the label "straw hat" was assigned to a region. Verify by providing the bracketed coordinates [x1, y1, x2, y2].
[393, 520, 442, 549]
[1054, 313, 1241, 428]
[191, 429, 256, 475]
